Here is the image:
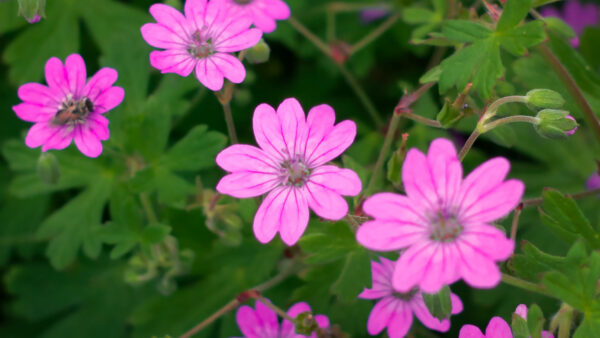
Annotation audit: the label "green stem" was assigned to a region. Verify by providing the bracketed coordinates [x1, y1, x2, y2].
[479, 115, 540, 133]
[521, 187, 600, 207]
[510, 204, 523, 243]
[538, 43, 600, 142]
[220, 100, 238, 144]
[288, 17, 332, 57]
[336, 63, 383, 126]
[402, 112, 442, 128]
[326, 2, 391, 13]
[557, 304, 574, 338]
[501, 273, 557, 299]
[254, 295, 295, 321]
[364, 113, 401, 196]
[350, 13, 401, 55]
[457, 129, 480, 161]
[484, 95, 529, 117]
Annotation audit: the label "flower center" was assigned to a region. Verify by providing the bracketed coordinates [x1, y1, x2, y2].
[392, 287, 419, 301]
[188, 30, 214, 59]
[53, 95, 93, 126]
[280, 157, 310, 187]
[428, 208, 463, 242]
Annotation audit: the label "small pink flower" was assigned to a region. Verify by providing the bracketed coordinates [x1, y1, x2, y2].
[359, 257, 463, 338]
[215, 0, 291, 33]
[216, 98, 361, 245]
[140, 0, 262, 91]
[514, 304, 555, 338]
[235, 300, 329, 338]
[12, 54, 124, 158]
[27, 14, 42, 23]
[459, 317, 512, 338]
[356, 138, 523, 293]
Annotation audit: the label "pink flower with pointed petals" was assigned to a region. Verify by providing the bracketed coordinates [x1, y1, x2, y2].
[140, 0, 262, 91]
[12, 54, 124, 158]
[356, 138, 523, 293]
[459, 317, 513, 338]
[359, 257, 463, 338]
[514, 304, 555, 338]
[215, 0, 290, 33]
[216, 98, 361, 245]
[235, 300, 329, 338]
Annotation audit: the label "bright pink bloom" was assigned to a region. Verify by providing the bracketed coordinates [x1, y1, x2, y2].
[541, 0, 599, 47]
[514, 304, 554, 338]
[216, 98, 361, 245]
[356, 138, 523, 293]
[12, 54, 123, 158]
[359, 257, 463, 338]
[140, 0, 262, 91]
[459, 317, 512, 338]
[235, 300, 329, 338]
[215, 0, 290, 33]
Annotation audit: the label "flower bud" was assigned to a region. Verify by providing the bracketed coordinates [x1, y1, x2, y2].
[586, 172, 600, 191]
[37, 152, 60, 184]
[534, 109, 578, 139]
[294, 311, 318, 335]
[245, 39, 270, 64]
[526, 89, 565, 109]
[18, 0, 46, 23]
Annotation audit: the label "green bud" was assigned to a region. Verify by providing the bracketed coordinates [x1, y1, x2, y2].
[245, 39, 270, 64]
[436, 99, 463, 127]
[422, 285, 452, 321]
[534, 109, 578, 139]
[18, 0, 45, 23]
[37, 152, 60, 184]
[294, 311, 318, 336]
[526, 89, 565, 109]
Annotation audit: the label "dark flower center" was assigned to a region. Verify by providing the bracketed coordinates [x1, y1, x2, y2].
[280, 157, 310, 187]
[53, 96, 93, 126]
[392, 287, 419, 301]
[188, 30, 214, 59]
[428, 207, 463, 242]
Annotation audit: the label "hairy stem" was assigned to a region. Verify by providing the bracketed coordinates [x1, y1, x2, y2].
[350, 13, 400, 55]
[220, 100, 238, 144]
[510, 204, 523, 243]
[501, 273, 556, 299]
[521, 187, 600, 207]
[479, 115, 540, 133]
[402, 112, 442, 128]
[457, 129, 480, 161]
[364, 113, 401, 196]
[288, 17, 332, 57]
[255, 294, 295, 321]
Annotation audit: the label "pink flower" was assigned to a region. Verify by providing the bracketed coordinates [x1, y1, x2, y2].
[514, 304, 555, 338]
[459, 317, 512, 338]
[356, 138, 523, 293]
[140, 0, 262, 91]
[216, 98, 361, 245]
[235, 300, 329, 338]
[215, 0, 291, 33]
[27, 14, 42, 23]
[359, 257, 463, 338]
[12, 54, 124, 158]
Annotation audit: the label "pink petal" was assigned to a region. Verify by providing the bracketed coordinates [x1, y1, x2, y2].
[94, 87, 125, 114]
[202, 0, 231, 31]
[356, 220, 426, 251]
[253, 187, 309, 245]
[184, 0, 208, 26]
[25, 123, 55, 148]
[411, 296, 450, 332]
[13, 103, 56, 122]
[87, 114, 110, 141]
[451, 293, 464, 315]
[387, 302, 414, 338]
[215, 26, 262, 52]
[216, 144, 278, 173]
[460, 225, 514, 260]
[314, 314, 330, 329]
[251, 8, 278, 33]
[367, 297, 397, 335]
[150, 50, 196, 77]
[64, 54, 86, 97]
[486, 317, 513, 338]
[309, 165, 361, 196]
[195, 58, 224, 91]
[459, 324, 485, 338]
[393, 242, 440, 292]
[305, 120, 356, 167]
[73, 124, 103, 158]
[359, 288, 390, 300]
[458, 157, 510, 213]
[455, 241, 502, 289]
[402, 148, 437, 211]
[302, 104, 335, 161]
[277, 98, 306, 158]
[514, 304, 528, 319]
[149, 4, 191, 42]
[427, 138, 462, 206]
[235, 305, 263, 338]
[254, 300, 279, 336]
[263, 0, 291, 20]
[211, 15, 254, 47]
[141, 23, 187, 49]
[253, 103, 287, 161]
[359, 259, 394, 300]
[44, 57, 69, 97]
[461, 180, 524, 223]
[362, 192, 426, 223]
[17, 83, 60, 106]
[216, 172, 279, 198]
[41, 126, 73, 152]
[210, 53, 246, 84]
[304, 181, 348, 220]
[83, 68, 118, 100]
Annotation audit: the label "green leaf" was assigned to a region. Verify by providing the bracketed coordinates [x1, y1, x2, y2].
[0, 0, 27, 33]
[442, 20, 492, 43]
[299, 222, 359, 264]
[526, 304, 544, 338]
[402, 7, 436, 25]
[512, 313, 530, 338]
[331, 248, 371, 303]
[422, 286, 452, 321]
[497, 0, 534, 32]
[543, 17, 576, 39]
[419, 65, 442, 83]
[162, 125, 227, 172]
[142, 224, 172, 245]
[498, 21, 546, 56]
[543, 271, 585, 310]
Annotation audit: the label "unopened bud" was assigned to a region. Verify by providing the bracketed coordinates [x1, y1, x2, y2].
[245, 39, 270, 64]
[37, 152, 60, 184]
[18, 0, 46, 23]
[534, 109, 578, 139]
[526, 89, 565, 109]
[294, 311, 318, 335]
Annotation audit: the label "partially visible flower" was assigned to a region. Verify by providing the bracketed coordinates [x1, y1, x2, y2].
[235, 299, 329, 338]
[356, 138, 522, 293]
[359, 257, 463, 338]
[215, 0, 290, 33]
[459, 317, 512, 338]
[586, 172, 600, 191]
[140, 0, 262, 91]
[18, 0, 45, 23]
[514, 304, 555, 338]
[216, 98, 361, 245]
[13, 54, 124, 158]
[360, 6, 390, 24]
[541, 0, 600, 47]
[565, 115, 578, 135]
[27, 14, 41, 23]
